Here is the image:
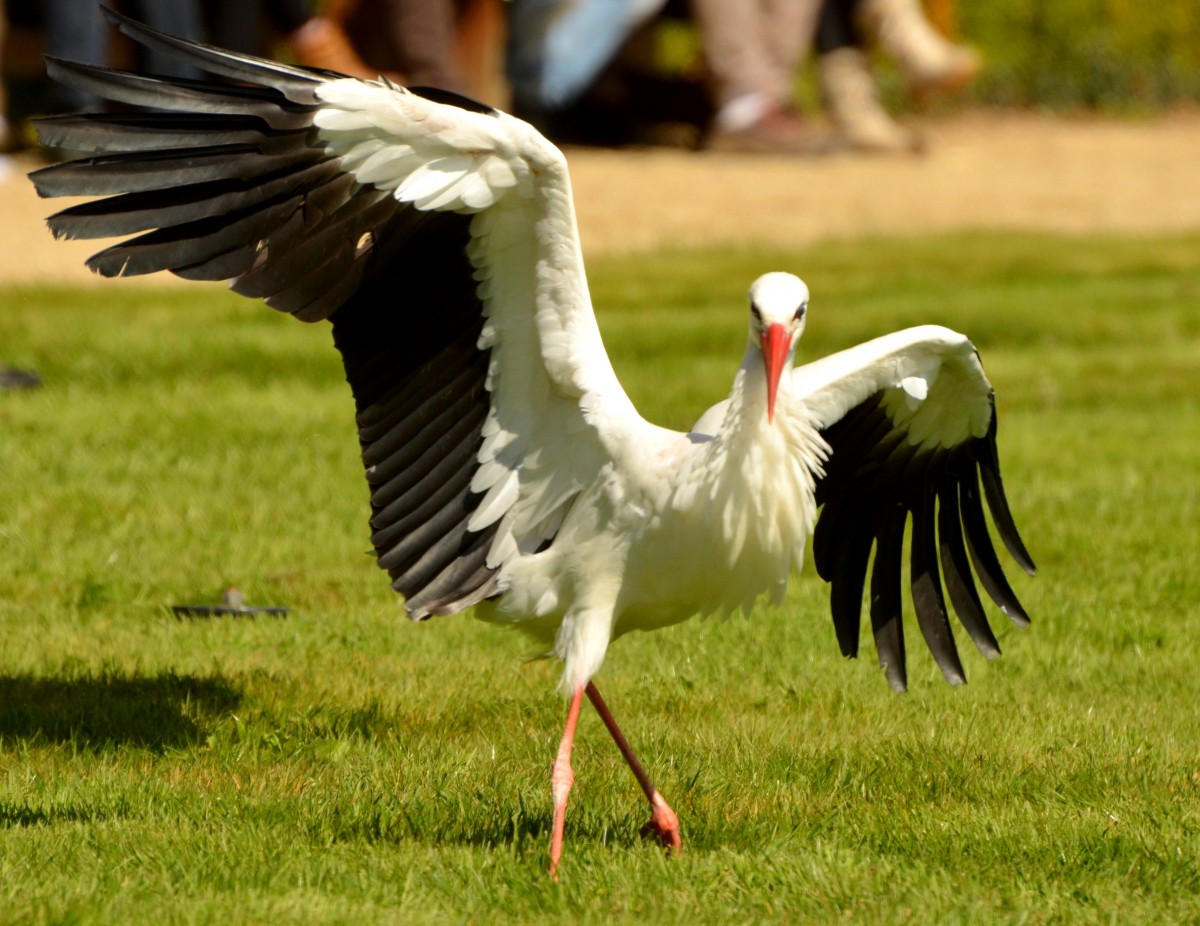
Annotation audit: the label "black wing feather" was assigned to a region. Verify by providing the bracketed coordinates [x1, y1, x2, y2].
[960, 467, 1031, 626]
[84, 196, 303, 277]
[815, 389, 1034, 690]
[824, 496, 874, 659]
[937, 482, 1001, 658]
[33, 14, 512, 617]
[44, 161, 340, 241]
[870, 504, 908, 693]
[43, 58, 316, 129]
[101, 6, 326, 98]
[975, 423, 1037, 573]
[909, 487, 965, 685]
[34, 112, 279, 153]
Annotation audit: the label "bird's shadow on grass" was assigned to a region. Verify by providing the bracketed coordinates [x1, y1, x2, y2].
[0, 802, 101, 828]
[0, 669, 241, 751]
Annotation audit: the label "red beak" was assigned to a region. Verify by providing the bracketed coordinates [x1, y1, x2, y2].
[760, 323, 790, 423]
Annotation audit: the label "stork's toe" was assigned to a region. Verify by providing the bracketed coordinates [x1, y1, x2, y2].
[640, 790, 681, 855]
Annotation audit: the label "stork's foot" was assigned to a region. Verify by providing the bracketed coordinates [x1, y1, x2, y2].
[639, 790, 681, 855]
[549, 752, 575, 880]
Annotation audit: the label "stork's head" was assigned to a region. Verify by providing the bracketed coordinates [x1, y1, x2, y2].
[748, 272, 809, 423]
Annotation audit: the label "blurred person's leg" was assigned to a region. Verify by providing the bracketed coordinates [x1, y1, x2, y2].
[760, 0, 820, 105]
[693, 0, 821, 152]
[507, 0, 662, 114]
[346, 0, 465, 92]
[42, 0, 202, 109]
[206, 0, 267, 54]
[816, 0, 918, 152]
[133, 1, 204, 79]
[506, 0, 701, 146]
[43, 0, 106, 111]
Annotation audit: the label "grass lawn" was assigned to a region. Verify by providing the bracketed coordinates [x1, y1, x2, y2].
[1, 231, 1198, 924]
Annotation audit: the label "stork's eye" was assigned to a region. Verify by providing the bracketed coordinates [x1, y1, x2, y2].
[794, 301, 808, 321]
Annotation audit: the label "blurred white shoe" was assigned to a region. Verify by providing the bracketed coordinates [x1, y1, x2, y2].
[819, 48, 922, 154]
[860, 0, 981, 96]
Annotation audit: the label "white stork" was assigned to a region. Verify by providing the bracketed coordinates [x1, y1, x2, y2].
[32, 10, 1035, 878]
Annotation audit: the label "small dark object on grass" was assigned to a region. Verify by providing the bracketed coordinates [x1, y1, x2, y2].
[0, 368, 41, 390]
[172, 587, 288, 619]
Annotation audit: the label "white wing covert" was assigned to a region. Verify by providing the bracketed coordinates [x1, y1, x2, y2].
[792, 326, 1036, 692]
[32, 9, 645, 619]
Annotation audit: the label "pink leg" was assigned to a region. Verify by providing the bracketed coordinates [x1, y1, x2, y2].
[585, 682, 682, 855]
[549, 683, 585, 880]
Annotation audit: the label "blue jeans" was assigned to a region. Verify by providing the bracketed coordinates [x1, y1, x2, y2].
[506, 0, 666, 111]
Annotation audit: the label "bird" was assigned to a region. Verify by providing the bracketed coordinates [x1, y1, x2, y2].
[32, 10, 1035, 878]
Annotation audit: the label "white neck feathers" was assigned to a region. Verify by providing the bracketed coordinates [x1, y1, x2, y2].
[672, 354, 827, 599]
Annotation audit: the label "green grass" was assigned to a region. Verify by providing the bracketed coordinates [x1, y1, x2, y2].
[1, 232, 1198, 924]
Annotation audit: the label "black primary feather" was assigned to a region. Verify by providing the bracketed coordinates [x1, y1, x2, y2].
[815, 387, 1034, 690]
[33, 10, 509, 618]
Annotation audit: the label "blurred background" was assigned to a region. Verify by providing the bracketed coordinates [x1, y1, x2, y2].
[3, 0, 1200, 152]
[1, 0, 1198, 280]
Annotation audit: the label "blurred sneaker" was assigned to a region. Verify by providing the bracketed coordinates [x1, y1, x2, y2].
[708, 106, 825, 155]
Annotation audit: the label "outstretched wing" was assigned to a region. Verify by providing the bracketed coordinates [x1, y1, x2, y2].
[31, 10, 650, 618]
[792, 325, 1035, 692]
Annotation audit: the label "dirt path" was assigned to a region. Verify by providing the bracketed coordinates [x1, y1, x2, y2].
[1, 111, 1197, 286]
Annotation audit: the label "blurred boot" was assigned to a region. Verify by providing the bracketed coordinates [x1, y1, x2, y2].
[289, 16, 378, 81]
[819, 48, 921, 153]
[859, 0, 981, 96]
